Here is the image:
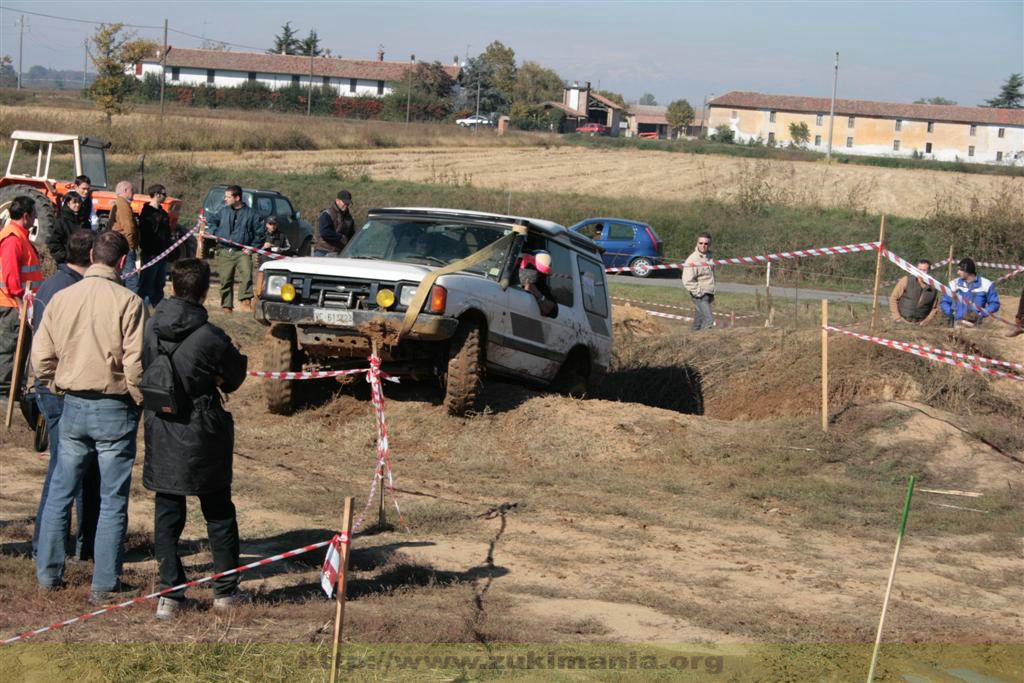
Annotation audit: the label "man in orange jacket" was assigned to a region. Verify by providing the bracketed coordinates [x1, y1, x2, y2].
[1, 195, 43, 395]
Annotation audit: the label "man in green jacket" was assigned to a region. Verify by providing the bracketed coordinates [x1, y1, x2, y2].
[199, 185, 265, 313]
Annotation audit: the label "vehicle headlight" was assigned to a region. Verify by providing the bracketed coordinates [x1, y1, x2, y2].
[376, 288, 396, 309]
[265, 274, 287, 297]
[399, 286, 417, 307]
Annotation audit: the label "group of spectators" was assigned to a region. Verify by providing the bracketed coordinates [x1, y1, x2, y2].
[2, 194, 250, 619]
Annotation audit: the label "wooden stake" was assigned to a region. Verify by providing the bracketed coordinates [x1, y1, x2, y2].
[329, 496, 355, 683]
[869, 216, 886, 331]
[821, 299, 829, 433]
[946, 244, 954, 285]
[4, 289, 31, 430]
[866, 475, 915, 683]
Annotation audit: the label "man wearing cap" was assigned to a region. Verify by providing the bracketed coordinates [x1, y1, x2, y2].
[889, 258, 940, 325]
[940, 258, 1000, 327]
[313, 190, 355, 257]
[682, 231, 715, 331]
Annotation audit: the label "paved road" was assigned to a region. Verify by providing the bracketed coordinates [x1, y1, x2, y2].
[608, 274, 883, 305]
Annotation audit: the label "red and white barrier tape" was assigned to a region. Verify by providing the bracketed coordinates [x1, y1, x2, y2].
[880, 249, 1014, 327]
[362, 353, 409, 532]
[611, 296, 758, 319]
[605, 241, 881, 273]
[969, 261, 1024, 271]
[825, 326, 1023, 371]
[200, 232, 288, 261]
[994, 267, 1024, 286]
[249, 367, 366, 381]
[123, 226, 200, 278]
[825, 325, 1024, 383]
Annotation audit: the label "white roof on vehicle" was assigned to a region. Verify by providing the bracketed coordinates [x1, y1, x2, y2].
[371, 207, 565, 232]
[11, 131, 80, 143]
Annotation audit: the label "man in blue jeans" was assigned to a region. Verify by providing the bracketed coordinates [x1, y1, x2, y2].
[32, 231, 146, 604]
[681, 231, 716, 331]
[30, 229, 100, 561]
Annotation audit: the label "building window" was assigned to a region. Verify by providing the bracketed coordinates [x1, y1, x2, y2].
[322, 76, 330, 87]
[847, 116, 855, 128]
[998, 127, 1005, 138]
[731, 110, 737, 119]
[248, 72, 256, 82]
[291, 74, 300, 86]
[925, 142, 933, 154]
[893, 140, 901, 151]
[996, 151, 1003, 161]
[895, 119, 902, 131]
[769, 111, 776, 123]
[846, 137, 853, 148]
[377, 80, 385, 95]
[927, 121, 934, 133]
[968, 145, 975, 157]
[349, 78, 357, 93]
[969, 124, 977, 136]
[171, 67, 180, 81]
[768, 132, 775, 144]
[816, 113, 823, 126]
[206, 69, 215, 84]
[814, 134, 821, 146]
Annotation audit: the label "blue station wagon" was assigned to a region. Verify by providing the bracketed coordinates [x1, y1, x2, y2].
[568, 218, 664, 277]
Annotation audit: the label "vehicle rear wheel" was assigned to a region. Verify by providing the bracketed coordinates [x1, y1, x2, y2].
[0, 185, 57, 270]
[629, 256, 653, 278]
[443, 319, 483, 416]
[34, 413, 49, 453]
[553, 349, 590, 399]
[265, 324, 299, 415]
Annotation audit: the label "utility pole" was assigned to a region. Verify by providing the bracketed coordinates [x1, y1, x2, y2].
[475, 79, 481, 116]
[307, 51, 314, 117]
[17, 14, 25, 90]
[405, 54, 414, 124]
[159, 19, 168, 119]
[82, 38, 88, 89]
[826, 51, 839, 163]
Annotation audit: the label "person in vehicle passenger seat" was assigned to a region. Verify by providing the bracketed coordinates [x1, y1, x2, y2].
[518, 250, 557, 318]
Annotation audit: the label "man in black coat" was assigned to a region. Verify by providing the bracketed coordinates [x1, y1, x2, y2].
[141, 258, 248, 618]
[46, 192, 88, 265]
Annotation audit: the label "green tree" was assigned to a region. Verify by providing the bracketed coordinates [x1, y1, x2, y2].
[712, 123, 735, 143]
[984, 73, 1024, 108]
[481, 41, 517, 101]
[269, 21, 301, 55]
[788, 121, 810, 147]
[512, 61, 563, 104]
[88, 24, 156, 124]
[455, 56, 507, 116]
[297, 29, 322, 57]
[665, 99, 695, 136]
[383, 61, 455, 121]
[0, 55, 15, 88]
[595, 89, 626, 107]
[913, 96, 957, 105]
[638, 93, 658, 106]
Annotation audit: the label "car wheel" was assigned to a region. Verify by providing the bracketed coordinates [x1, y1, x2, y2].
[299, 236, 312, 257]
[265, 324, 299, 415]
[443, 318, 483, 416]
[629, 256, 654, 278]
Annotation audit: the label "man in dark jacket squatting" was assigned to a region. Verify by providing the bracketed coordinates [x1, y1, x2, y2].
[141, 258, 249, 619]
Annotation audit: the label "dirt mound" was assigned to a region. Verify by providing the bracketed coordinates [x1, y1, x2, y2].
[612, 304, 667, 338]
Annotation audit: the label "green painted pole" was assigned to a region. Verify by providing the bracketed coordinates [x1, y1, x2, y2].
[866, 475, 916, 682]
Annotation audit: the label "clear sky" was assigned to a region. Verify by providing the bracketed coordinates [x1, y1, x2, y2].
[2, 0, 1022, 107]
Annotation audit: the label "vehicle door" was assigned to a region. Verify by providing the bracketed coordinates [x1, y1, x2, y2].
[601, 221, 637, 270]
[572, 221, 609, 265]
[273, 195, 305, 252]
[490, 238, 578, 382]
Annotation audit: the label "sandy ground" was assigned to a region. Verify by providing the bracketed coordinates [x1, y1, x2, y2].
[148, 146, 1022, 218]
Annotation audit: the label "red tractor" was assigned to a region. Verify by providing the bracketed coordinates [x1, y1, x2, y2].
[0, 130, 182, 261]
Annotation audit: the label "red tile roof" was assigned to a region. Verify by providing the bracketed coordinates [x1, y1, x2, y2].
[148, 47, 461, 82]
[710, 91, 1024, 126]
[589, 92, 625, 110]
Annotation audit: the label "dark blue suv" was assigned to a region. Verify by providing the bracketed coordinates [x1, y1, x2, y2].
[568, 218, 664, 277]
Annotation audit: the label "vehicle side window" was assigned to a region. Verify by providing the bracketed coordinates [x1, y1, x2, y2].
[578, 257, 608, 317]
[607, 223, 635, 241]
[255, 196, 274, 216]
[274, 197, 294, 217]
[545, 241, 575, 307]
[585, 223, 604, 240]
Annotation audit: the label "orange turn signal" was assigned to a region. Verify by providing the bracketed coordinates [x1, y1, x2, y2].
[427, 285, 447, 314]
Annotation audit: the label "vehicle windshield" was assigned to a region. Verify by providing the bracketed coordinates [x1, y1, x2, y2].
[204, 189, 255, 215]
[80, 144, 107, 188]
[346, 219, 512, 275]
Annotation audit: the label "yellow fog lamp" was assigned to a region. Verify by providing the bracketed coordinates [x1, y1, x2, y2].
[376, 288, 396, 309]
[280, 283, 297, 302]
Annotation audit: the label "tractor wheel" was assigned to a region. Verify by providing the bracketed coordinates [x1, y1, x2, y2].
[265, 324, 299, 415]
[443, 318, 484, 416]
[0, 185, 58, 270]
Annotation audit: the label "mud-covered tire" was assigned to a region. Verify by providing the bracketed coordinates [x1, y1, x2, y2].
[443, 319, 483, 416]
[265, 324, 298, 415]
[33, 413, 49, 453]
[554, 349, 590, 398]
[0, 185, 57, 270]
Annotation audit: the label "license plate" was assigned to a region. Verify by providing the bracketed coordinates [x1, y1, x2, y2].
[313, 308, 354, 326]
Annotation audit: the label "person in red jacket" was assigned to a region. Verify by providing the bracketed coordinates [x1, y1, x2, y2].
[1, 195, 43, 395]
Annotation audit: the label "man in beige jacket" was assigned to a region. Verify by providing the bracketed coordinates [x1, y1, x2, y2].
[681, 231, 715, 330]
[32, 230, 146, 604]
[107, 180, 140, 295]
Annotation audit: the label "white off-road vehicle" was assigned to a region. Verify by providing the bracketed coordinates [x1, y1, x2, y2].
[254, 208, 613, 415]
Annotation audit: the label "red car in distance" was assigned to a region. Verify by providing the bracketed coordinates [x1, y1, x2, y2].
[576, 122, 610, 135]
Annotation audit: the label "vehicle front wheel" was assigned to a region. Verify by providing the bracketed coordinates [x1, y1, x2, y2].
[629, 256, 654, 278]
[265, 324, 299, 415]
[443, 319, 483, 416]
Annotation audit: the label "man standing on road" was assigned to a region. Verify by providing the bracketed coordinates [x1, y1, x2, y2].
[138, 184, 173, 306]
[940, 258, 1000, 327]
[889, 258, 940, 324]
[30, 230, 100, 563]
[108, 180, 141, 294]
[142, 258, 249, 618]
[313, 190, 355, 257]
[32, 231, 146, 603]
[681, 231, 715, 331]
[200, 185, 265, 313]
[0, 196, 43, 397]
